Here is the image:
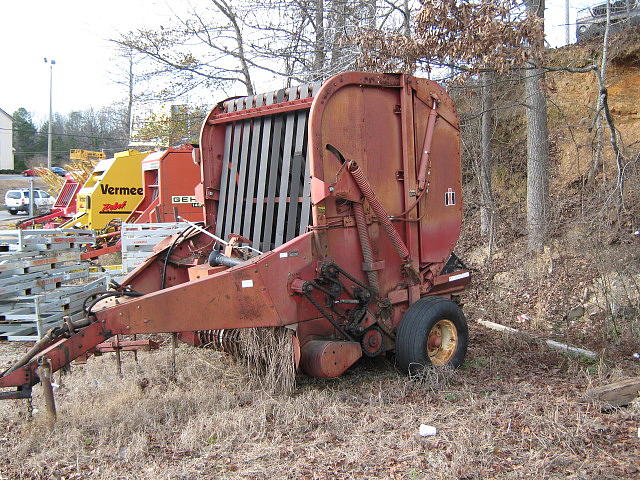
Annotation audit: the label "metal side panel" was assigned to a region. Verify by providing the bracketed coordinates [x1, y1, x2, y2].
[252, 92, 275, 250]
[262, 88, 286, 251]
[215, 124, 233, 238]
[242, 94, 264, 241]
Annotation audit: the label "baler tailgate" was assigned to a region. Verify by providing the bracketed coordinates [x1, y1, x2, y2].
[215, 85, 316, 252]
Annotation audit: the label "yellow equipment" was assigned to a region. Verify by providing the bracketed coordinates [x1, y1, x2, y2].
[60, 150, 148, 230]
[69, 149, 106, 161]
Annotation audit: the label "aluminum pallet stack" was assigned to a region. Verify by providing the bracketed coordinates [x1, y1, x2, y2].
[0, 229, 108, 341]
[121, 222, 188, 273]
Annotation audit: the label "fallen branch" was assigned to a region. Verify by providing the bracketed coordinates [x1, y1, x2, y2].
[583, 377, 640, 407]
[476, 319, 598, 359]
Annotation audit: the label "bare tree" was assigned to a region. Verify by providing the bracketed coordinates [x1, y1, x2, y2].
[523, 0, 549, 252]
[114, 0, 256, 96]
[480, 71, 495, 242]
[109, 46, 157, 143]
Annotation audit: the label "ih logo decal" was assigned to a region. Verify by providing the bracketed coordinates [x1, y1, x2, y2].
[445, 188, 456, 206]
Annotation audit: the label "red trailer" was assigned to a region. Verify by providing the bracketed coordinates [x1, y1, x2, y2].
[126, 144, 202, 224]
[81, 145, 204, 259]
[0, 72, 471, 400]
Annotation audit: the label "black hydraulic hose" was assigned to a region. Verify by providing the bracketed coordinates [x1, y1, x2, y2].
[161, 225, 197, 289]
[208, 250, 245, 268]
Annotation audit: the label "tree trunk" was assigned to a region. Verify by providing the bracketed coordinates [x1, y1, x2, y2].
[480, 71, 494, 240]
[313, 0, 326, 78]
[126, 52, 134, 144]
[524, 0, 549, 253]
[330, 0, 347, 72]
[524, 67, 549, 252]
[403, 0, 411, 36]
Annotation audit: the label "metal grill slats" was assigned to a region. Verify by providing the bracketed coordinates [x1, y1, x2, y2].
[214, 122, 233, 238]
[223, 101, 244, 240]
[54, 182, 78, 208]
[216, 83, 315, 252]
[262, 88, 286, 251]
[252, 92, 275, 250]
[242, 94, 264, 240]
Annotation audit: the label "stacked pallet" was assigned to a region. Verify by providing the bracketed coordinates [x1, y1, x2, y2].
[121, 222, 187, 273]
[0, 229, 108, 341]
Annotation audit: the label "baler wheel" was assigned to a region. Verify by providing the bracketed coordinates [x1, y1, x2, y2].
[395, 296, 468, 374]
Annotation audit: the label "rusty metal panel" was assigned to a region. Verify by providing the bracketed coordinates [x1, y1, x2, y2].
[413, 82, 462, 263]
[98, 233, 317, 333]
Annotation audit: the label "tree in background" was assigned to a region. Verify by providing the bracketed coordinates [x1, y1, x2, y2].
[523, 0, 549, 253]
[13, 107, 129, 167]
[110, 45, 158, 143]
[132, 105, 208, 147]
[11, 108, 38, 170]
[112, 0, 414, 98]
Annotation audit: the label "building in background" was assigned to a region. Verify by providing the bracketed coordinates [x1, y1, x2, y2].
[0, 108, 14, 170]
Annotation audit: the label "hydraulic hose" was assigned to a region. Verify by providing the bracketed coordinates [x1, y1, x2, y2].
[208, 250, 246, 268]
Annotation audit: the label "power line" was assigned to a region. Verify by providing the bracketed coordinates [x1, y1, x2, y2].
[0, 126, 129, 143]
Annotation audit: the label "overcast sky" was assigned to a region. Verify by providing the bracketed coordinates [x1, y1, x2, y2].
[0, 0, 597, 122]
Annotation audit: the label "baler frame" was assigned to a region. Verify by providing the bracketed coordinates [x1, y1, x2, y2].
[0, 72, 471, 399]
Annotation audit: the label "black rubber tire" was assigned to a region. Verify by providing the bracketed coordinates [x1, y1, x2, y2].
[8, 210, 17, 215]
[395, 296, 468, 374]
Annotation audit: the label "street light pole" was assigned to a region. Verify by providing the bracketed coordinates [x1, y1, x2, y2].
[44, 58, 56, 170]
[566, 0, 571, 45]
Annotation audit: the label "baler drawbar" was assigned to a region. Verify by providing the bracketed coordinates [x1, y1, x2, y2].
[0, 72, 471, 400]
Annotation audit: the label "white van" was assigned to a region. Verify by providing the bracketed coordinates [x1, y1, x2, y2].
[4, 188, 55, 215]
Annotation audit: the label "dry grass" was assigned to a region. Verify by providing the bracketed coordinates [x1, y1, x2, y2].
[1, 329, 638, 480]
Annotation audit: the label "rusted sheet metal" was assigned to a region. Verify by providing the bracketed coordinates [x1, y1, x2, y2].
[127, 144, 202, 224]
[299, 340, 362, 378]
[0, 321, 111, 389]
[208, 97, 313, 124]
[97, 232, 318, 333]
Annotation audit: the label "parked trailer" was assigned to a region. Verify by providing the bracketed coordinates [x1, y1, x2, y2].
[0, 72, 471, 401]
[82, 145, 204, 259]
[60, 150, 147, 231]
[126, 144, 202, 224]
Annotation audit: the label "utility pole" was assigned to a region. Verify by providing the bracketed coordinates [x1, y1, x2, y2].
[565, 0, 571, 45]
[44, 58, 56, 170]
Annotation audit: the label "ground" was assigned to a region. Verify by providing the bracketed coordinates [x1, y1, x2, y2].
[0, 323, 638, 479]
